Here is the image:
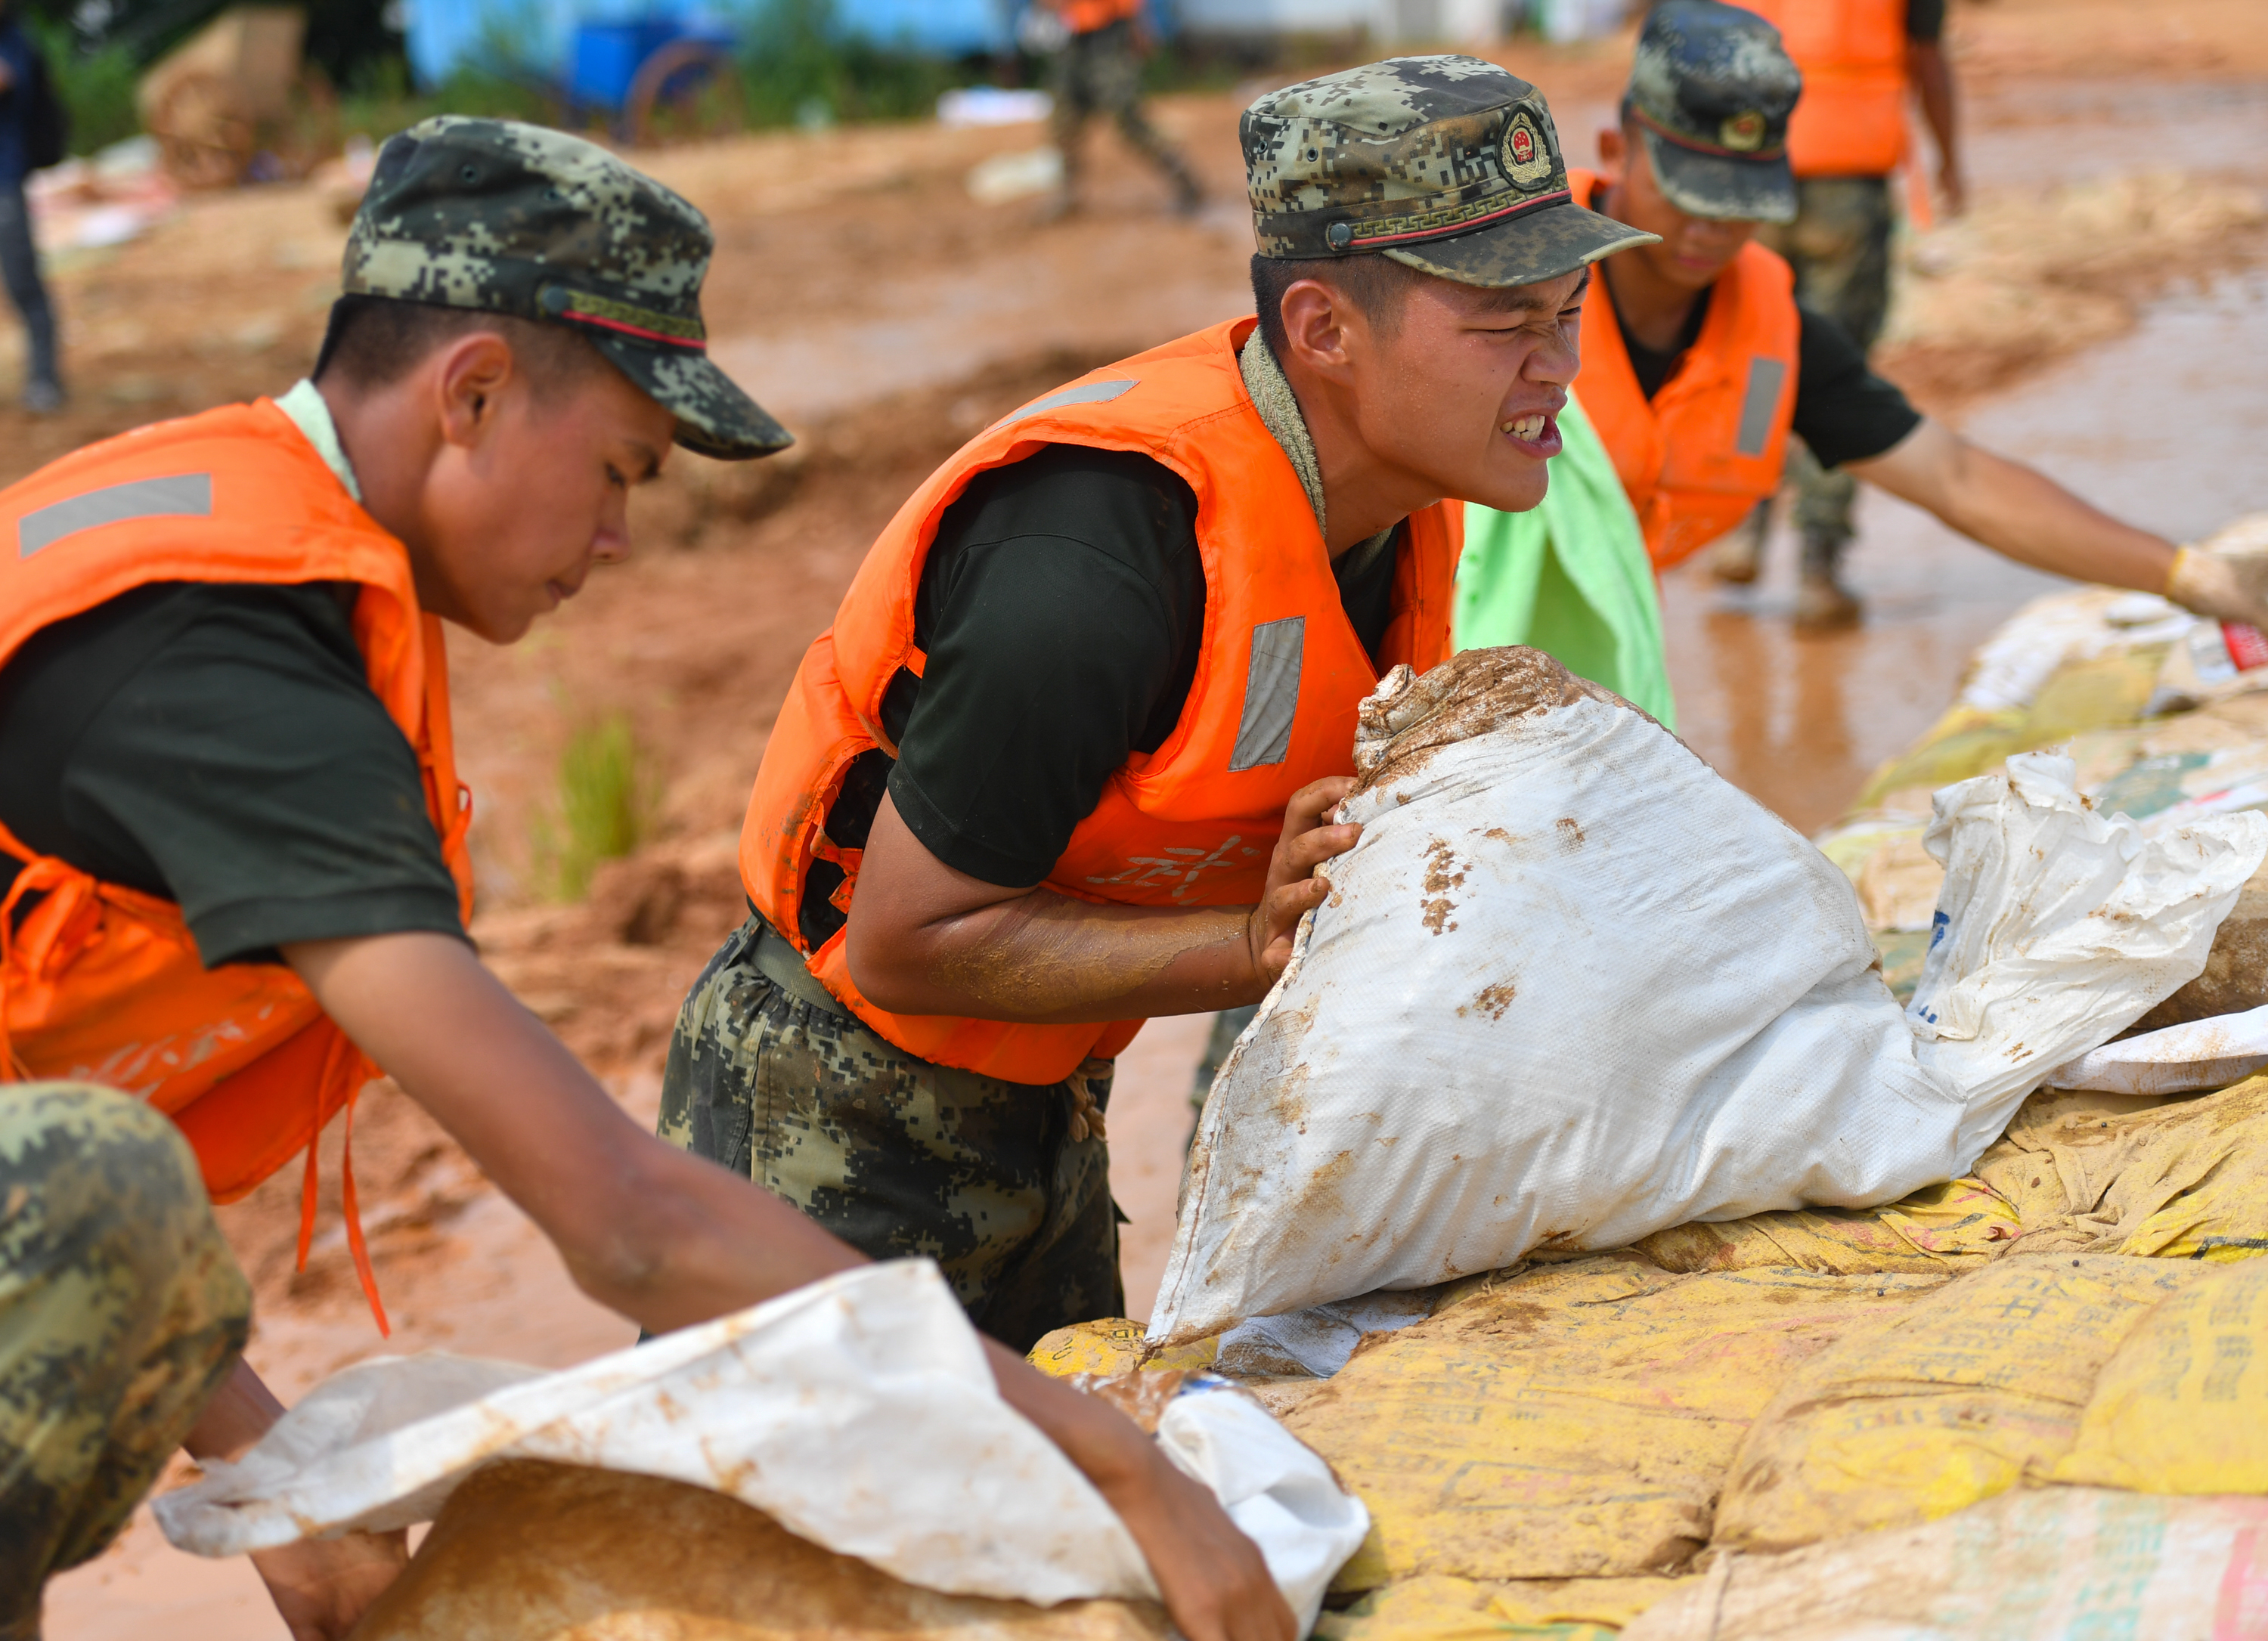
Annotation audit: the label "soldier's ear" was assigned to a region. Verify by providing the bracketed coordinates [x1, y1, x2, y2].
[1597, 125, 1625, 178]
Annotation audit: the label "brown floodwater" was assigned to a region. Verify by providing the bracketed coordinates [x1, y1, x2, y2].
[1663, 267, 2268, 837]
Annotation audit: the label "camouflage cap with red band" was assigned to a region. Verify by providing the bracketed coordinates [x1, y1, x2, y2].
[341, 116, 791, 460]
[1625, 0, 1802, 225]
[1242, 55, 1655, 286]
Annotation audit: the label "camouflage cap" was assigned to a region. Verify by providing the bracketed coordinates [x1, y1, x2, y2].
[1242, 55, 1656, 286]
[1625, 1, 1802, 224]
[341, 116, 789, 461]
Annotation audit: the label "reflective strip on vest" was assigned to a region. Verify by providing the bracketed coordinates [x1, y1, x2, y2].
[1229, 616, 1305, 772]
[994, 378, 1138, 429]
[18, 473, 213, 557]
[1736, 358, 1789, 457]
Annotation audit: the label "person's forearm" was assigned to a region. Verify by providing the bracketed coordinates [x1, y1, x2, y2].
[857, 886, 1266, 1023]
[183, 1358, 287, 1461]
[1907, 41, 1960, 197]
[1853, 421, 2176, 593]
[286, 934, 865, 1334]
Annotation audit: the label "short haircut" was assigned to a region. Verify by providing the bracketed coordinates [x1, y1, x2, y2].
[1250, 252, 1585, 360]
[314, 294, 614, 393]
[1250, 252, 1430, 359]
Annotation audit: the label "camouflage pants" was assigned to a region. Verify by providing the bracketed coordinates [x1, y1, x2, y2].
[1758, 175, 1897, 550]
[0, 1083, 250, 1636]
[1050, 19, 1200, 203]
[658, 915, 1123, 1353]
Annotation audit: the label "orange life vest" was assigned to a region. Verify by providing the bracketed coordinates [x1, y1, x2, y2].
[0, 399, 476, 1330]
[740, 318, 1461, 1086]
[1571, 170, 1801, 573]
[1052, 0, 1145, 33]
[1745, 0, 1910, 179]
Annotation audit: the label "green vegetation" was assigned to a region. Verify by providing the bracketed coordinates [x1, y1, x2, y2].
[26, 18, 143, 157]
[736, 0, 978, 130]
[533, 714, 656, 902]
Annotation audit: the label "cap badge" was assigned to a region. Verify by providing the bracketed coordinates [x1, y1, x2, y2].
[1501, 109, 1554, 191]
[1721, 110, 1768, 153]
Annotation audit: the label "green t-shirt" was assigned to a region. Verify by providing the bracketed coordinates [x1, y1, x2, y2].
[1455, 391, 1675, 727]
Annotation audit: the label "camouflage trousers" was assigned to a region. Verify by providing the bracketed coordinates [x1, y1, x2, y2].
[1050, 19, 1200, 204]
[1758, 175, 1897, 550]
[0, 1082, 250, 1637]
[658, 914, 1123, 1353]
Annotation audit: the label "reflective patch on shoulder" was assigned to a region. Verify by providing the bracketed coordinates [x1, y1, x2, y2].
[1229, 616, 1305, 772]
[1734, 356, 1788, 457]
[18, 473, 215, 558]
[993, 378, 1139, 429]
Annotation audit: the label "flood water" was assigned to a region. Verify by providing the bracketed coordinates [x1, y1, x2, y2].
[1665, 269, 2268, 837]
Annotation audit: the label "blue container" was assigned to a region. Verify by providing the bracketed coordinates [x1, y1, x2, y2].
[570, 17, 683, 109]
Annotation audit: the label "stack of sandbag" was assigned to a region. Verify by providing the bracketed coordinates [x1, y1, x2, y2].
[1823, 509, 2268, 1009]
[1145, 646, 2266, 1351]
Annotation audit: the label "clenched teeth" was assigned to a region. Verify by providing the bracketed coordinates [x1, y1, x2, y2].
[1501, 413, 1548, 441]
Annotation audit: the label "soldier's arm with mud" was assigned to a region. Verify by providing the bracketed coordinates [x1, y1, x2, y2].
[280, 927, 1297, 1641]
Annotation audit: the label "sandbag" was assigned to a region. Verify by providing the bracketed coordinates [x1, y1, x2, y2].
[1623, 1487, 2268, 1641]
[1712, 1255, 2204, 1553]
[1314, 1571, 1689, 1641]
[2056, 1258, 2268, 1493]
[1281, 1256, 1944, 1587]
[1633, 1176, 2018, 1276]
[1972, 1076, 2268, 1260]
[355, 1459, 1168, 1641]
[1151, 649, 2265, 1346]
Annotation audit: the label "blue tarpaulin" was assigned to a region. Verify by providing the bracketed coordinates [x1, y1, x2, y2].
[400, 0, 1017, 90]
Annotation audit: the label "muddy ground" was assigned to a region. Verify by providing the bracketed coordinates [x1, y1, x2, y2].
[37, 0, 2268, 1630]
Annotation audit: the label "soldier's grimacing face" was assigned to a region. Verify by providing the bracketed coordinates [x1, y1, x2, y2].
[1356, 267, 1587, 516]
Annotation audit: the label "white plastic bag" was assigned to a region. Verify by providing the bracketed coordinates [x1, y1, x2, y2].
[1150, 652, 2267, 1347]
[2045, 1002, 2268, 1095]
[156, 1261, 1365, 1629]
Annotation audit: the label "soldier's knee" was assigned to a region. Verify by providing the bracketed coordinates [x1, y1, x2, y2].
[0, 1081, 250, 1336]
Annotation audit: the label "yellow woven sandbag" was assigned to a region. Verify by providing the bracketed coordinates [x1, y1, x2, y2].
[1283, 1257, 1944, 1587]
[2056, 1259, 2268, 1492]
[1972, 1076, 2268, 1261]
[1027, 1318, 1219, 1376]
[1712, 1254, 2208, 1552]
[1315, 1572, 1692, 1641]
[1634, 1178, 2019, 1276]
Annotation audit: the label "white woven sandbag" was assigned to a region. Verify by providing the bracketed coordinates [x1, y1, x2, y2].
[1150, 650, 2266, 1347]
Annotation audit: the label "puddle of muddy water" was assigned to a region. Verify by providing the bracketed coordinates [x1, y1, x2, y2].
[1667, 269, 2268, 834]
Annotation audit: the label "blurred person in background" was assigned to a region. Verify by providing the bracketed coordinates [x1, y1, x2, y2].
[1705, 0, 1964, 623]
[0, 0, 64, 413]
[1032, 0, 1204, 219]
[1469, 2, 2268, 664]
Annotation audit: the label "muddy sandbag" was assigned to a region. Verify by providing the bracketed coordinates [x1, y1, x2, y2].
[1313, 1571, 1691, 1641]
[352, 1458, 1170, 1641]
[1972, 1076, 2268, 1260]
[1712, 1255, 2205, 1552]
[1281, 1256, 1943, 1587]
[2056, 1258, 2268, 1492]
[1633, 1176, 2019, 1276]
[1624, 1486, 2268, 1641]
[1151, 648, 2265, 1346]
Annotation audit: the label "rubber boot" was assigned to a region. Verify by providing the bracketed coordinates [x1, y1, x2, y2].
[1794, 528, 1863, 630]
[1711, 500, 1771, 585]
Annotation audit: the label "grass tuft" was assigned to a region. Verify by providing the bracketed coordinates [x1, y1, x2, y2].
[533, 713, 655, 902]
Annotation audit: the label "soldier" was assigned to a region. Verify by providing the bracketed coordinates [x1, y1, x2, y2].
[1461, 0, 2268, 683]
[1714, 0, 1966, 623]
[663, 57, 1650, 1347]
[1036, 0, 1204, 219]
[0, 119, 1285, 1641]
